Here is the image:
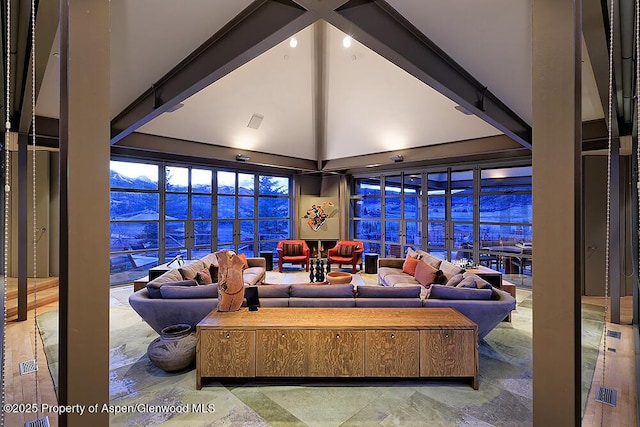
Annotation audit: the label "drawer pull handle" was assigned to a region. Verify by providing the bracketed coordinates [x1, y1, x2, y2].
[281, 333, 286, 338]
[390, 334, 395, 339]
[444, 333, 449, 338]
[336, 334, 340, 339]
[226, 333, 230, 339]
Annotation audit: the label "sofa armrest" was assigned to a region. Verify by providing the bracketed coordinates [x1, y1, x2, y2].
[247, 257, 266, 269]
[378, 258, 404, 269]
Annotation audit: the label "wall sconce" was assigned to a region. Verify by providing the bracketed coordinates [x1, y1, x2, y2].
[389, 154, 404, 163]
[236, 154, 250, 162]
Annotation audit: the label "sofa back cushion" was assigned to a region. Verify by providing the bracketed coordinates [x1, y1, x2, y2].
[290, 283, 354, 298]
[159, 283, 217, 299]
[178, 260, 207, 280]
[416, 250, 443, 268]
[428, 284, 493, 300]
[147, 268, 184, 289]
[257, 283, 291, 298]
[357, 285, 421, 298]
[438, 260, 465, 281]
[200, 252, 219, 267]
[146, 279, 197, 299]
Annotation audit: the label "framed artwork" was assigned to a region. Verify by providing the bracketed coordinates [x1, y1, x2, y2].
[299, 196, 339, 239]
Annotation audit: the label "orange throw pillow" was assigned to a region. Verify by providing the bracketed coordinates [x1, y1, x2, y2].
[414, 261, 438, 287]
[238, 253, 249, 269]
[402, 255, 420, 276]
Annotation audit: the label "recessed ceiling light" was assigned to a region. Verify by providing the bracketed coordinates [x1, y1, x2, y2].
[289, 37, 298, 48]
[343, 36, 352, 48]
[247, 114, 264, 129]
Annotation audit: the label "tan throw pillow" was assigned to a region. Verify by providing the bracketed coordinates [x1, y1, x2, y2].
[438, 260, 465, 281]
[402, 255, 420, 276]
[414, 261, 438, 287]
[178, 260, 206, 280]
[446, 273, 464, 287]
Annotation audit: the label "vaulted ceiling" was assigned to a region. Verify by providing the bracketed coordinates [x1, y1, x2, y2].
[3, 0, 624, 173]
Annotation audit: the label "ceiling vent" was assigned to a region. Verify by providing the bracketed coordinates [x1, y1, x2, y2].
[247, 114, 264, 129]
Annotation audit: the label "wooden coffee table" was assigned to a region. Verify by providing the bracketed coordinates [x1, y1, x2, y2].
[196, 307, 479, 389]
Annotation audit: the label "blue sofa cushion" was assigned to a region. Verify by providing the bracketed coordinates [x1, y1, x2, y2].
[160, 283, 218, 299]
[256, 283, 291, 298]
[428, 284, 493, 300]
[146, 279, 197, 299]
[290, 283, 354, 298]
[357, 285, 421, 298]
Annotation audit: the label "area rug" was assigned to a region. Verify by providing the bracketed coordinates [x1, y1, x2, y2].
[35, 274, 605, 426]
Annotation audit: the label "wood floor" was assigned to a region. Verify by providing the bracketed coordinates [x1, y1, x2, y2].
[2, 287, 637, 427]
[582, 296, 637, 427]
[4, 299, 59, 427]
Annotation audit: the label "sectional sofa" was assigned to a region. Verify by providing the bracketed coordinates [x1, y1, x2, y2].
[130, 279, 515, 339]
[129, 252, 265, 334]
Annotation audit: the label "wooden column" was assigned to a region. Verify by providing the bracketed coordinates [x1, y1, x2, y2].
[58, 1, 110, 425]
[532, 0, 582, 425]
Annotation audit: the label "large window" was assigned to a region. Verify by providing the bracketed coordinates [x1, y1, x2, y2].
[350, 174, 421, 257]
[109, 161, 160, 285]
[216, 171, 292, 257]
[110, 159, 292, 285]
[350, 163, 532, 283]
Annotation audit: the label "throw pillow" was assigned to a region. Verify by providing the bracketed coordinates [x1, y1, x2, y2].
[433, 270, 448, 285]
[283, 243, 302, 256]
[238, 253, 249, 269]
[208, 264, 219, 282]
[445, 273, 464, 287]
[456, 276, 478, 288]
[337, 244, 356, 257]
[402, 255, 421, 276]
[195, 268, 213, 285]
[414, 261, 438, 287]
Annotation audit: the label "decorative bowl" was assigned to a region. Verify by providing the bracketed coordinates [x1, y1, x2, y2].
[326, 271, 352, 285]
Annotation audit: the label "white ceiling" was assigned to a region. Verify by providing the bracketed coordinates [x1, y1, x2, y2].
[35, 0, 604, 163]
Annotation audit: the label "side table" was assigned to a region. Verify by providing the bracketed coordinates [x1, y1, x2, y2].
[133, 275, 149, 292]
[364, 253, 379, 274]
[260, 251, 274, 271]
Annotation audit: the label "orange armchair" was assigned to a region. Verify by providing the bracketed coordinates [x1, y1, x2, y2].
[277, 240, 310, 272]
[327, 240, 364, 273]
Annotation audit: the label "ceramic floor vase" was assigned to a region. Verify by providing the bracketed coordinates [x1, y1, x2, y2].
[147, 323, 197, 372]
